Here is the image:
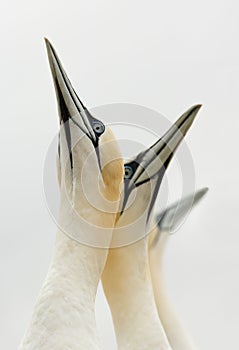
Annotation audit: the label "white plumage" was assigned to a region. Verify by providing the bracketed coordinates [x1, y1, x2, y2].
[20, 39, 207, 350]
[20, 39, 124, 350]
[102, 106, 202, 349]
[149, 188, 208, 349]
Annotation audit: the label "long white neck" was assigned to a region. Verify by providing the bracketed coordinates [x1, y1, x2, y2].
[149, 230, 196, 350]
[19, 230, 108, 350]
[102, 238, 172, 350]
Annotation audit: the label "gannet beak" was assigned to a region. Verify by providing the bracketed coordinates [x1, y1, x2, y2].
[45, 38, 105, 168]
[121, 105, 202, 214]
[151, 187, 209, 247]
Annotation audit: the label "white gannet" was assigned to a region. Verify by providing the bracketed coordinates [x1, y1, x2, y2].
[102, 105, 201, 349]
[149, 188, 209, 349]
[19, 39, 124, 350]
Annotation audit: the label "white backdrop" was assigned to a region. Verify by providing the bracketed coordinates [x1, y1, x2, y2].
[1, 1, 239, 349]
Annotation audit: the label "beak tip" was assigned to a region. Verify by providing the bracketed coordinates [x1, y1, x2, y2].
[44, 38, 57, 75]
[193, 104, 203, 113]
[44, 37, 51, 46]
[193, 187, 209, 205]
[44, 38, 55, 59]
[201, 187, 209, 196]
[188, 104, 202, 123]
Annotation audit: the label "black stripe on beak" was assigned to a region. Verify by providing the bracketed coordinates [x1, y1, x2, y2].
[120, 105, 202, 216]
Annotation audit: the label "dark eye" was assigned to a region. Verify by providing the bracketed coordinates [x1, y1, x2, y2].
[92, 121, 105, 135]
[124, 165, 133, 179]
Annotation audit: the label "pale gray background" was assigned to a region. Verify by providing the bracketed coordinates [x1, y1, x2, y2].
[1, 0, 239, 349]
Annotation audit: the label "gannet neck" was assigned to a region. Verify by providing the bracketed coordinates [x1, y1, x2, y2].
[19, 230, 108, 350]
[20, 39, 124, 350]
[102, 238, 172, 350]
[148, 189, 208, 349]
[149, 230, 196, 350]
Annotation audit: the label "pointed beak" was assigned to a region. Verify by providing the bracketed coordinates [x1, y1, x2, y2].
[121, 105, 202, 214]
[45, 38, 106, 169]
[132, 104, 201, 186]
[151, 187, 209, 247]
[45, 38, 102, 146]
[161, 187, 209, 228]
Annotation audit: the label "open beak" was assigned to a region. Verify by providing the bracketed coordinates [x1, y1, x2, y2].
[121, 104, 202, 214]
[45, 38, 105, 168]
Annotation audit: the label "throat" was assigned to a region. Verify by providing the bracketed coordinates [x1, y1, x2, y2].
[20, 231, 108, 350]
[102, 239, 172, 350]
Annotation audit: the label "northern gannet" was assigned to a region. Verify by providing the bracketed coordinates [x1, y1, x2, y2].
[149, 188, 209, 349]
[102, 105, 201, 349]
[20, 39, 124, 350]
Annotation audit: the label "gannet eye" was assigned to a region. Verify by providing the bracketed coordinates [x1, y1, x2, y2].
[92, 121, 105, 135]
[124, 165, 133, 179]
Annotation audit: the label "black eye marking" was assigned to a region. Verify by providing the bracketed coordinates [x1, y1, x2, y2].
[92, 121, 105, 135]
[124, 165, 133, 179]
[124, 160, 140, 180]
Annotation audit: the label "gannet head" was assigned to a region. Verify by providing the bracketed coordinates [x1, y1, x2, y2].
[45, 39, 123, 244]
[114, 105, 201, 245]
